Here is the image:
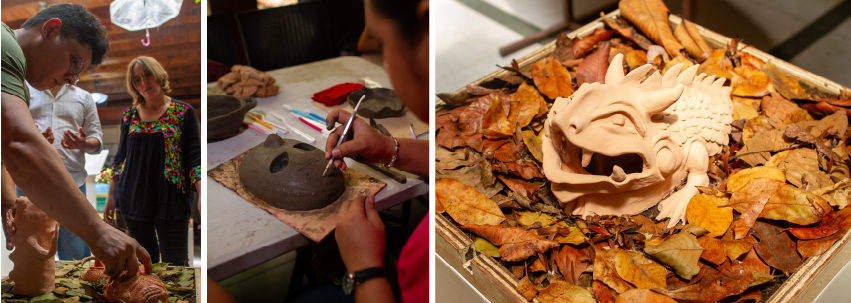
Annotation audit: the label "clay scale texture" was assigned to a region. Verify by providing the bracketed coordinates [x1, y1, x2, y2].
[238, 134, 346, 211]
[9, 197, 59, 297]
[542, 53, 733, 227]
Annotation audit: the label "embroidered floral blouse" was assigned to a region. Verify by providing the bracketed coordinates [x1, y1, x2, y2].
[109, 100, 201, 221]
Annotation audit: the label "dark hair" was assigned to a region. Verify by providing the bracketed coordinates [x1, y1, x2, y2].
[21, 3, 109, 67]
[370, 0, 424, 43]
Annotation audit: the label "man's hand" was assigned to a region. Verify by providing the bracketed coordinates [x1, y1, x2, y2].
[61, 127, 86, 149]
[87, 223, 152, 280]
[335, 196, 385, 272]
[41, 126, 54, 144]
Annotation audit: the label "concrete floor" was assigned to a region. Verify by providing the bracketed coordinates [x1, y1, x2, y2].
[435, 0, 851, 302]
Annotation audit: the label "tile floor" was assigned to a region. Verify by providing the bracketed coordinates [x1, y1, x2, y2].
[435, 0, 851, 302]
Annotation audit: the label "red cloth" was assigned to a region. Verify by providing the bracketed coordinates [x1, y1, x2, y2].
[312, 83, 365, 106]
[397, 217, 429, 303]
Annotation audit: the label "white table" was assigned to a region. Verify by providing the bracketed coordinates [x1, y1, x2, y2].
[206, 57, 428, 280]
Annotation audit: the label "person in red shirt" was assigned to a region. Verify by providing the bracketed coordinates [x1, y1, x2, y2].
[324, 0, 429, 302]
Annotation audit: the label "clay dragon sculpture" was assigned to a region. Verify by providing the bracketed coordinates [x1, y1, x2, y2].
[543, 53, 733, 227]
[79, 257, 169, 303]
[9, 197, 59, 297]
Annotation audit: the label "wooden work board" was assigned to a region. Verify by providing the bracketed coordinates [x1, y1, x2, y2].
[207, 145, 386, 242]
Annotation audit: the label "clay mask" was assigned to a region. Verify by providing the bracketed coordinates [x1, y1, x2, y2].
[239, 135, 345, 210]
[207, 95, 257, 140]
[542, 54, 733, 227]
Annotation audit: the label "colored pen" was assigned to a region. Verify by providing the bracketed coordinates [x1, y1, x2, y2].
[307, 111, 327, 123]
[243, 122, 267, 135]
[283, 104, 322, 123]
[298, 116, 323, 132]
[249, 115, 274, 130]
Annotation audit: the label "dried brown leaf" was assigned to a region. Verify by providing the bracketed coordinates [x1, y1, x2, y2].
[619, 0, 684, 57]
[436, 178, 506, 226]
[576, 42, 612, 87]
[461, 224, 559, 262]
[532, 56, 574, 99]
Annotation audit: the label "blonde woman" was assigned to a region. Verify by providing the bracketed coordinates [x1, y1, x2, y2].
[104, 56, 201, 266]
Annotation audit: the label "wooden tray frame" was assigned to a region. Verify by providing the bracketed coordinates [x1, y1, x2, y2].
[435, 9, 851, 303]
[2, 262, 202, 301]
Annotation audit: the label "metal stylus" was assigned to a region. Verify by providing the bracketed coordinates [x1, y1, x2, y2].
[323, 95, 365, 176]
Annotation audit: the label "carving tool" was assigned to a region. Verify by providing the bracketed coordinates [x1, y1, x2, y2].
[323, 95, 365, 177]
[409, 124, 416, 139]
[269, 111, 315, 144]
[283, 104, 322, 123]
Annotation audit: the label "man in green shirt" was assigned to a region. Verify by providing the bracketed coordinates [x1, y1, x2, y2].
[1, 3, 151, 279]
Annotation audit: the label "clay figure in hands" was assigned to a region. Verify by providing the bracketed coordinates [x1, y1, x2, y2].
[8, 197, 59, 297]
[80, 256, 169, 303]
[542, 53, 733, 227]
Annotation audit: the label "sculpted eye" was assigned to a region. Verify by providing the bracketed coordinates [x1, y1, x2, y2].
[611, 114, 626, 126]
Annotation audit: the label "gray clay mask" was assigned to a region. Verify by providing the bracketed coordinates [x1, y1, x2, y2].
[238, 134, 345, 211]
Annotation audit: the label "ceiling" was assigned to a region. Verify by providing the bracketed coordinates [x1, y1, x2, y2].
[1, 0, 202, 125]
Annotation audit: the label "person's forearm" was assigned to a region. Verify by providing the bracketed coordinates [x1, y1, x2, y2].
[355, 277, 396, 303]
[1, 164, 17, 207]
[2, 94, 106, 245]
[390, 139, 429, 177]
[81, 137, 101, 154]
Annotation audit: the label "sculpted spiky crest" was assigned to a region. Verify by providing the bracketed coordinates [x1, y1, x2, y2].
[542, 53, 733, 227]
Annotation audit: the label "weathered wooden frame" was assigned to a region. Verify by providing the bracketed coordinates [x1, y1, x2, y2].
[435, 9, 851, 303]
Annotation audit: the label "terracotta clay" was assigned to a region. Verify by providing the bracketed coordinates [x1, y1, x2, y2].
[103, 263, 169, 303]
[239, 134, 346, 210]
[347, 88, 406, 118]
[543, 53, 733, 227]
[9, 197, 59, 297]
[79, 256, 108, 282]
[207, 95, 257, 140]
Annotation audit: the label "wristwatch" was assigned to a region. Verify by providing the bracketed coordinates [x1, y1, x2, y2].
[342, 267, 388, 295]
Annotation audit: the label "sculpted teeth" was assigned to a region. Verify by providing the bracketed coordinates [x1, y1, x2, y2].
[611, 165, 626, 182]
[581, 148, 594, 167]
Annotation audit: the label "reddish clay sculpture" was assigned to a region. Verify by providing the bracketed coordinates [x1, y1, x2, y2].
[543, 53, 733, 227]
[101, 263, 169, 303]
[79, 256, 108, 282]
[9, 197, 59, 297]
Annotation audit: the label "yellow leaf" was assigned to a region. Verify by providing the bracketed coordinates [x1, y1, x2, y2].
[473, 237, 501, 258]
[436, 178, 505, 226]
[617, 288, 678, 303]
[521, 129, 544, 163]
[538, 280, 596, 303]
[726, 166, 786, 192]
[686, 194, 733, 237]
[593, 249, 634, 293]
[614, 250, 667, 289]
[644, 225, 707, 279]
[517, 211, 559, 227]
[729, 178, 832, 225]
[554, 226, 587, 245]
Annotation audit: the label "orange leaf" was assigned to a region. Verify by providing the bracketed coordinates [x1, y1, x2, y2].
[741, 115, 774, 145]
[576, 41, 611, 87]
[733, 196, 769, 239]
[497, 175, 539, 201]
[601, 13, 653, 50]
[796, 207, 851, 258]
[673, 20, 710, 61]
[614, 249, 667, 289]
[593, 249, 635, 293]
[721, 236, 757, 261]
[763, 63, 810, 100]
[481, 94, 514, 139]
[458, 96, 492, 135]
[731, 65, 770, 98]
[686, 194, 733, 237]
[531, 56, 574, 99]
[521, 129, 544, 163]
[537, 280, 596, 303]
[752, 221, 804, 273]
[591, 281, 616, 303]
[556, 245, 590, 285]
[619, 0, 684, 57]
[516, 275, 538, 301]
[740, 249, 771, 275]
[461, 224, 559, 262]
[435, 178, 505, 226]
[573, 29, 616, 59]
[761, 93, 802, 128]
[697, 49, 735, 80]
[697, 235, 726, 265]
[618, 289, 677, 303]
[512, 82, 543, 127]
[739, 53, 765, 70]
[729, 178, 831, 225]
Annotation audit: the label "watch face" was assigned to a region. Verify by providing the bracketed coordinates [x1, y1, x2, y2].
[343, 273, 354, 295]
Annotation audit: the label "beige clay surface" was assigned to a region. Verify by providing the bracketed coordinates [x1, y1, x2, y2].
[8, 197, 58, 297]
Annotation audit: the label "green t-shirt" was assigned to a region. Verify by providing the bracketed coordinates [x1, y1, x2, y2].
[2, 22, 29, 105]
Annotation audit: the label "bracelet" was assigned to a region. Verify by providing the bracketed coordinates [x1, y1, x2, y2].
[384, 137, 399, 168]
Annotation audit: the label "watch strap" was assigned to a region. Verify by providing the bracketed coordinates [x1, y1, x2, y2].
[352, 267, 388, 284]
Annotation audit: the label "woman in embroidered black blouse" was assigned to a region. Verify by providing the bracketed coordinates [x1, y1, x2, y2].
[104, 56, 201, 266]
